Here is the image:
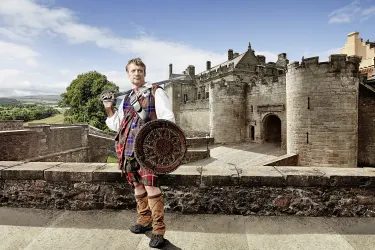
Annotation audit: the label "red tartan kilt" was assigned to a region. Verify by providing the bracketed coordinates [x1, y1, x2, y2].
[126, 166, 158, 187]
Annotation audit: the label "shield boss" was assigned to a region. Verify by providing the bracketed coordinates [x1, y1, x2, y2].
[134, 119, 187, 174]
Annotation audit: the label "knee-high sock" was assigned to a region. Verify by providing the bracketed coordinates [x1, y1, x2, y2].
[135, 192, 152, 226]
[148, 193, 166, 235]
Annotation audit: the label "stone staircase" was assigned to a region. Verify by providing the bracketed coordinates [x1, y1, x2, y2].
[205, 142, 286, 167]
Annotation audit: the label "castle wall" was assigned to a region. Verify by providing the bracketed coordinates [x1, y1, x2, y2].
[88, 134, 115, 162]
[286, 55, 361, 167]
[0, 125, 90, 162]
[0, 120, 24, 131]
[179, 100, 209, 135]
[165, 81, 195, 125]
[0, 130, 40, 160]
[358, 85, 375, 167]
[209, 81, 246, 143]
[245, 75, 286, 148]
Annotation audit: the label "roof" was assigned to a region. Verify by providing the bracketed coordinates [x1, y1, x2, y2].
[197, 52, 247, 76]
[169, 73, 192, 80]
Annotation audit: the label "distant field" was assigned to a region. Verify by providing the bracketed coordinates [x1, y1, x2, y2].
[24, 113, 65, 126]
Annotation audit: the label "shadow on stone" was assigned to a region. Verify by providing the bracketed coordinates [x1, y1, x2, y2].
[145, 231, 182, 250]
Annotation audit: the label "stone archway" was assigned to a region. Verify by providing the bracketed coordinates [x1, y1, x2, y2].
[263, 114, 281, 145]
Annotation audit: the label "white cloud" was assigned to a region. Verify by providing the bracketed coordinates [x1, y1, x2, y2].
[0, 0, 277, 96]
[0, 41, 40, 67]
[328, 1, 361, 23]
[103, 71, 131, 90]
[328, 0, 375, 23]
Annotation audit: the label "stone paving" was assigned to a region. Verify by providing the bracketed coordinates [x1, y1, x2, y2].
[1, 207, 375, 250]
[189, 142, 286, 168]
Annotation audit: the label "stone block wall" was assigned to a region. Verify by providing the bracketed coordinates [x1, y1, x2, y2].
[209, 81, 247, 143]
[29, 148, 90, 162]
[0, 125, 91, 162]
[0, 120, 24, 131]
[358, 84, 375, 167]
[88, 134, 115, 162]
[286, 55, 361, 167]
[246, 75, 286, 148]
[179, 100, 209, 134]
[1, 161, 375, 217]
[186, 137, 214, 148]
[0, 130, 40, 160]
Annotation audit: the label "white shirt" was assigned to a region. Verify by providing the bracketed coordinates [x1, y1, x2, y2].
[105, 88, 175, 132]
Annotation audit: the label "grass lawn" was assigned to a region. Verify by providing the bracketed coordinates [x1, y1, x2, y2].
[107, 155, 118, 163]
[24, 113, 65, 126]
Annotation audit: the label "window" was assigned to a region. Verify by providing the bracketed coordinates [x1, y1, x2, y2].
[308, 97, 310, 109]
[184, 94, 188, 103]
[206, 92, 209, 98]
[250, 126, 255, 140]
[306, 132, 309, 144]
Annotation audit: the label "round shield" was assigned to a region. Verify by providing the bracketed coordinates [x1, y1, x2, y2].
[134, 119, 187, 174]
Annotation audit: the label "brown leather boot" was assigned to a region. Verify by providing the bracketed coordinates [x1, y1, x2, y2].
[130, 192, 153, 234]
[148, 193, 166, 248]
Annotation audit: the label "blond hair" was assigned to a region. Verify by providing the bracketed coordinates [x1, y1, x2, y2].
[126, 58, 146, 76]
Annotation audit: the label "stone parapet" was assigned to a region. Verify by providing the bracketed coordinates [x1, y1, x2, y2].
[1, 161, 375, 216]
[0, 120, 24, 131]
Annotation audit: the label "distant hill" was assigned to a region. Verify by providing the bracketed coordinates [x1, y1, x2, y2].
[0, 98, 22, 105]
[9, 95, 62, 105]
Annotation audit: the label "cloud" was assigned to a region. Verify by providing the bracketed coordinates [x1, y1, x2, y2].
[328, 0, 375, 23]
[0, 0, 277, 96]
[0, 68, 71, 97]
[360, 5, 375, 21]
[0, 41, 40, 67]
[328, 1, 361, 23]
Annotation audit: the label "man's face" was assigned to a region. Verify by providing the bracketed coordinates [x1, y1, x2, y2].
[127, 63, 145, 88]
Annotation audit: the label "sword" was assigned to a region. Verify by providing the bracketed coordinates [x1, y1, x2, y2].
[99, 76, 184, 103]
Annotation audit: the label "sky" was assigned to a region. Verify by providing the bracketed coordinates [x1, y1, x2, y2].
[0, 0, 375, 97]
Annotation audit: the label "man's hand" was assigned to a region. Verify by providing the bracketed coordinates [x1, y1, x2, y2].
[103, 101, 115, 117]
[100, 90, 116, 117]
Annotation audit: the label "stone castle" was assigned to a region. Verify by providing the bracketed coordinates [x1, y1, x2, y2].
[1, 36, 374, 169]
[161, 42, 375, 168]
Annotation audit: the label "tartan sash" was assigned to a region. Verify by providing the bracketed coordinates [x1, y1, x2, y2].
[114, 86, 160, 171]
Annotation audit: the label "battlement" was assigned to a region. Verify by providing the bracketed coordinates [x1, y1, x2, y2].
[209, 79, 246, 90]
[198, 63, 234, 81]
[287, 54, 361, 73]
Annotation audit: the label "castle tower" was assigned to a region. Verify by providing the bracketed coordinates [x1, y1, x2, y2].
[209, 80, 247, 143]
[286, 54, 361, 167]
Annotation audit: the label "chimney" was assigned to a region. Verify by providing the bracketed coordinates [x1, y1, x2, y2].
[228, 49, 233, 60]
[169, 63, 172, 77]
[278, 53, 287, 59]
[257, 55, 266, 65]
[188, 65, 195, 77]
[206, 61, 211, 70]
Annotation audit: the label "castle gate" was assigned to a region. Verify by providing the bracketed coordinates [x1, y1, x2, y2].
[262, 114, 281, 145]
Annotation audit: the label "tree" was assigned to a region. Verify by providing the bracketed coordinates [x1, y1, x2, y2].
[59, 71, 119, 131]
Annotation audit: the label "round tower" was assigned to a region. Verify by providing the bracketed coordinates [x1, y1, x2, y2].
[209, 80, 246, 143]
[286, 54, 361, 167]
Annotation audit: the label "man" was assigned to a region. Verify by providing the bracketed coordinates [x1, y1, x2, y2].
[103, 58, 175, 248]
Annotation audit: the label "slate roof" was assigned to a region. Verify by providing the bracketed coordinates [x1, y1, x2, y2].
[197, 52, 247, 76]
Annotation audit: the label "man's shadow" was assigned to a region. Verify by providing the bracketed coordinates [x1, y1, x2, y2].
[145, 231, 182, 250]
